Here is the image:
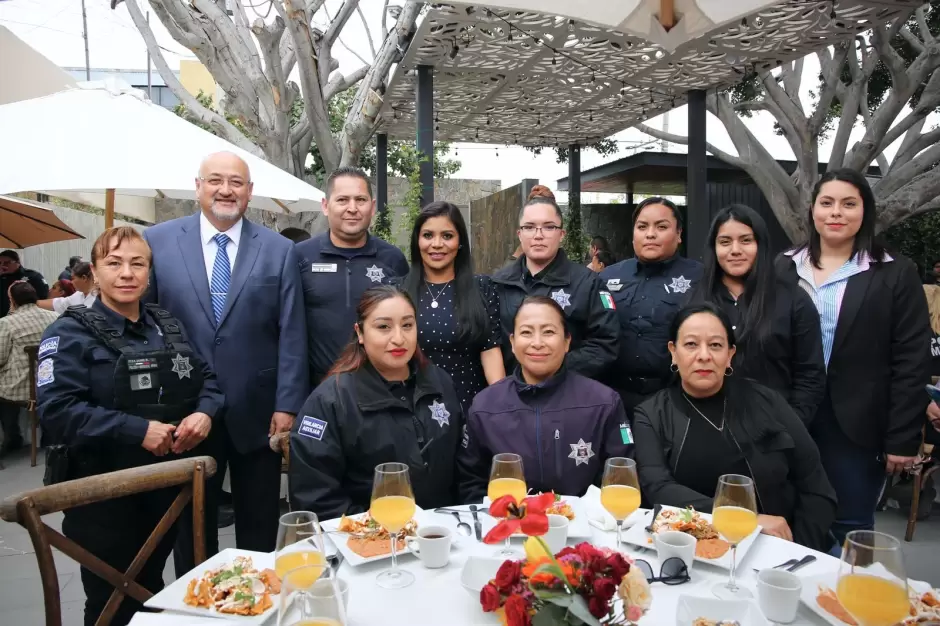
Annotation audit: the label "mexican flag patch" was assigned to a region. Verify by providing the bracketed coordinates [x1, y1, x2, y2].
[600, 291, 616, 310]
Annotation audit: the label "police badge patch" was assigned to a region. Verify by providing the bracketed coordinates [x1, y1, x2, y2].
[37, 358, 54, 387]
[669, 276, 693, 294]
[568, 438, 595, 466]
[171, 353, 193, 379]
[551, 289, 572, 309]
[365, 264, 385, 283]
[429, 400, 450, 427]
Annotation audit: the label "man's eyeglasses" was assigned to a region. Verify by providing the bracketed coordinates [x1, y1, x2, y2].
[634, 557, 690, 585]
[520, 224, 562, 235]
[199, 176, 249, 189]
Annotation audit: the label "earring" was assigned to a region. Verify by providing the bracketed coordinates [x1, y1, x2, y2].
[725, 366, 734, 377]
[669, 363, 678, 373]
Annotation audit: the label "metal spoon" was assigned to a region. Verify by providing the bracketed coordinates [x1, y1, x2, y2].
[449, 511, 472, 537]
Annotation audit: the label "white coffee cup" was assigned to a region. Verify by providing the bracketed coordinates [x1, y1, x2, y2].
[543, 514, 570, 554]
[405, 525, 452, 568]
[653, 530, 696, 571]
[757, 568, 802, 624]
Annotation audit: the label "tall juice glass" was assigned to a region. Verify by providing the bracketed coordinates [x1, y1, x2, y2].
[277, 565, 346, 626]
[836, 530, 909, 626]
[488, 453, 526, 558]
[275, 511, 326, 588]
[600, 457, 641, 548]
[370, 462, 417, 589]
[711, 474, 758, 600]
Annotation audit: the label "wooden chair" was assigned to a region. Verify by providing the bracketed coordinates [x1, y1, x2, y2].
[24, 344, 38, 467]
[905, 426, 938, 542]
[0, 456, 217, 626]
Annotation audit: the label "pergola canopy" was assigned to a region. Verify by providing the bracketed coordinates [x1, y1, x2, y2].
[376, 1, 919, 146]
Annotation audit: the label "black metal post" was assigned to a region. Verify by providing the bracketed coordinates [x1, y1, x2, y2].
[376, 133, 388, 217]
[568, 144, 584, 261]
[686, 89, 708, 261]
[416, 65, 434, 208]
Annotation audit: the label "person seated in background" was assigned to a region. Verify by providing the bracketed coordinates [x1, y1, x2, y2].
[0, 250, 49, 317]
[632, 302, 837, 553]
[48, 279, 76, 299]
[457, 295, 631, 502]
[590, 250, 616, 273]
[289, 285, 463, 519]
[37, 261, 96, 315]
[586, 235, 610, 267]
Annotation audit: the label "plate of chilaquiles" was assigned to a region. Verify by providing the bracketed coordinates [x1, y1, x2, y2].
[800, 570, 940, 626]
[621, 505, 762, 570]
[320, 506, 454, 566]
[144, 549, 281, 623]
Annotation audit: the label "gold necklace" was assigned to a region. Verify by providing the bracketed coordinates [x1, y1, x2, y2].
[682, 393, 726, 432]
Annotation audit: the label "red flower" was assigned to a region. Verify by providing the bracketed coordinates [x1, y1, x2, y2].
[556, 546, 579, 560]
[605, 552, 630, 582]
[593, 577, 618, 603]
[504, 594, 532, 626]
[575, 542, 604, 563]
[588, 595, 610, 619]
[483, 492, 555, 544]
[494, 560, 522, 593]
[480, 583, 502, 612]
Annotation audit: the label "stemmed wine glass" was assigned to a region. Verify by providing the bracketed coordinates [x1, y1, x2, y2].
[370, 462, 417, 589]
[278, 565, 347, 626]
[836, 530, 909, 626]
[600, 457, 641, 548]
[487, 453, 526, 558]
[711, 474, 759, 600]
[275, 511, 326, 589]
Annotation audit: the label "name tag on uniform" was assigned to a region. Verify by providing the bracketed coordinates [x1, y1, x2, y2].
[311, 263, 338, 273]
[606, 279, 623, 292]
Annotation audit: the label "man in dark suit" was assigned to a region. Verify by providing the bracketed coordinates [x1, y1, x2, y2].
[143, 151, 308, 571]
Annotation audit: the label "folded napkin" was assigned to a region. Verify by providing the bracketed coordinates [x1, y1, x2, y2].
[583, 485, 648, 532]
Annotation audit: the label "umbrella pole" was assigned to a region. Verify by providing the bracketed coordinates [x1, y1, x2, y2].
[105, 188, 115, 229]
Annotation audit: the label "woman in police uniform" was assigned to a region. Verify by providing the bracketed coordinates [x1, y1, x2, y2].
[289, 285, 462, 519]
[37, 227, 224, 626]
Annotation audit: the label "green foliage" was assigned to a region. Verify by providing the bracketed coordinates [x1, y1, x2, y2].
[524, 138, 619, 164]
[563, 199, 588, 263]
[394, 146, 428, 259]
[173, 90, 246, 136]
[883, 210, 940, 279]
[371, 205, 394, 244]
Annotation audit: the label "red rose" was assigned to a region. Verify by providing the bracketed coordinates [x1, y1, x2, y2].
[504, 594, 532, 626]
[575, 542, 603, 562]
[593, 577, 618, 603]
[494, 560, 522, 592]
[556, 546, 578, 560]
[605, 552, 630, 581]
[480, 583, 502, 612]
[588, 595, 610, 619]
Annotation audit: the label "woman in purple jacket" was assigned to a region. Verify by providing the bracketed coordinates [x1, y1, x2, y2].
[457, 296, 632, 501]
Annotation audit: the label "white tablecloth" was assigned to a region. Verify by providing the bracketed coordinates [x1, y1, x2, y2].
[130, 514, 841, 626]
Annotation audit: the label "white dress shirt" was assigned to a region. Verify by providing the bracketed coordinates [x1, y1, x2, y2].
[199, 211, 242, 282]
[52, 290, 97, 315]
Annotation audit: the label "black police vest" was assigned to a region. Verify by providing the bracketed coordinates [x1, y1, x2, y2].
[64, 304, 204, 424]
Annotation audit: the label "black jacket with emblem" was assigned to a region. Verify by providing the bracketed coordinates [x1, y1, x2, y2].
[289, 361, 463, 519]
[633, 380, 837, 552]
[599, 256, 703, 395]
[491, 250, 619, 379]
[296, 233, 410, 386]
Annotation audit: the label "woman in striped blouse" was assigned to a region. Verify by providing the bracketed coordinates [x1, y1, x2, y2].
[776, 168, 931, 548]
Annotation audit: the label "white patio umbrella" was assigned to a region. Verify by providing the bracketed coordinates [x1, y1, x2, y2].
[0, 80, 323, 226]
[0, 25, 76, 106]
[452, 0, 781, 51]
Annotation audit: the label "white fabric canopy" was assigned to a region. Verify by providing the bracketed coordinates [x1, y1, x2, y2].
[451, 0, 780, 51]
[0, 26, 76, 106]
[0, 81, 323, 223]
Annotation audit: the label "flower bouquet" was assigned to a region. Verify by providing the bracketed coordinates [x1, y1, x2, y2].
[479, 493, 652, 626]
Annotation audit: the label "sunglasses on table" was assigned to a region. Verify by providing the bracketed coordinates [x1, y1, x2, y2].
[633, 557, 690, 585]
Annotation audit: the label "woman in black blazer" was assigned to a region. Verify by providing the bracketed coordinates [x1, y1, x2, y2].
[776, 168, 931, 547]
[690, 204, 826, 424]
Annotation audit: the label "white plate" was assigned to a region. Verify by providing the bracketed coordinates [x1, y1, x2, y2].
[459, 556, 506, 600]
[799, 571, 936, 626]
[320, 507, 458, 567]
[475, 495, 593, 539]
[144, 548, 277, 623]
[620, 505, 762, 570]
[675, 595, 769, 626]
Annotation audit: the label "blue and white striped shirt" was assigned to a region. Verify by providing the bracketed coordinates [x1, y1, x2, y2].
[788, 248, 893, 367]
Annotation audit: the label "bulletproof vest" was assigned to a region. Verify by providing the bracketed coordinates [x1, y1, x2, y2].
[63, 304, 204, 424]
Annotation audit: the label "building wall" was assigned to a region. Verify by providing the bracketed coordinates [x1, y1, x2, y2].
[179, 60, 219, 102]
[470, 180, 535, 274]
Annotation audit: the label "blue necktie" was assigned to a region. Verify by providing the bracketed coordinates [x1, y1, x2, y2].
[210, 233, 231, 324]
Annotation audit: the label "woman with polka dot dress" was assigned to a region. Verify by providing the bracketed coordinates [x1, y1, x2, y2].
[401, 202, 505, 410]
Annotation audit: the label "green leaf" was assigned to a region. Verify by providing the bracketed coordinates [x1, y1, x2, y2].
[546, 595, 573, 608]
[566, 594, 602, 626]
[532, 604, 568, 626]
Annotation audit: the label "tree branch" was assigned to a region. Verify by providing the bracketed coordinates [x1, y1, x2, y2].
[782, 57, 803, 102]
[900, 25, 926, 54]
[635, 123, 744, 167]
[876, 139, 940, 199]
[381, 0, 389, 41]
[324, 64, 369, 101]
[732, 101, 768, 113]
[809, 41, 851, 135]
[829, 46, 864, 170]
[893, 120, 936, 170]
[878, 167, 940, 229]
[126, 0, 263, 157]
[858, 77, 890, 173]
[357, 3, 377, 59]
[324, 0, 360, 49]
[916, 5, 935, 45]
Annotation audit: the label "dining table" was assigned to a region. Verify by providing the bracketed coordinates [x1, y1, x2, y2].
[129, 508, 850, 626]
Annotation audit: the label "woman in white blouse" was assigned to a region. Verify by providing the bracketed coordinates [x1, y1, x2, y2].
[38, 261, 97, 315]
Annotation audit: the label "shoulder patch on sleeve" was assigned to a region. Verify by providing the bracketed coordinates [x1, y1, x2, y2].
[461, 424, 469, 449]
[600, 291, 616, 310]
[37, 358, 55, 387]
[38, 337, 59, 359]
[297, 415, 327, 441]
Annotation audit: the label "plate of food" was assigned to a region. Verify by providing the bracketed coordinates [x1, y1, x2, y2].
[675, 595, 769, 626]
[320, 507, 453, 567]
[800, 571, 940, 625]
[144, 549, 279, 623]
[621, 505, 762, 570]
[479, 494, 593, 539]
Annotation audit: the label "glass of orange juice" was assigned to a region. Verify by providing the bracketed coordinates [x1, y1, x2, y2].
[488, 453, 526, 558]
[600, 457, 641, 548]
[276, 512, 327, 589]
[836, 530, 909, 626]
[711, 474, 759, 600]
[277, 565, 346, 626]
[370, 462, 417, 589]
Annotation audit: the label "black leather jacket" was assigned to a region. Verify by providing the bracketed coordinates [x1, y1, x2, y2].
[633, 381, 837, 552]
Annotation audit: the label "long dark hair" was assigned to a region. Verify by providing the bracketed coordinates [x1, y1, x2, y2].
[801, 168, 886, 268]
[694, 204, 776, 362]
[404, 201, 489, 345]
[327, 285, 429, 376]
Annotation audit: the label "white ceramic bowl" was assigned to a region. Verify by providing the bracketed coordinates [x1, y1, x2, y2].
[675, 595, 769, 626]
[459, 556, 506, 599]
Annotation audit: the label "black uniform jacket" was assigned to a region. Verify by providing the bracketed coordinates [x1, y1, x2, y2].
[633, 381, 837, 552]
[289, 361, 463, 519]
[491, 250, 619, 379]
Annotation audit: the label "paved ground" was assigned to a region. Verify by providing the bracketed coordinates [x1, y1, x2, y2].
[1, 447, 939, 625]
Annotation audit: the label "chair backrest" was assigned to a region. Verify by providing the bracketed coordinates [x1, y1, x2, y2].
[24, 344, 38, 397]
[0, 456, 217, 626]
